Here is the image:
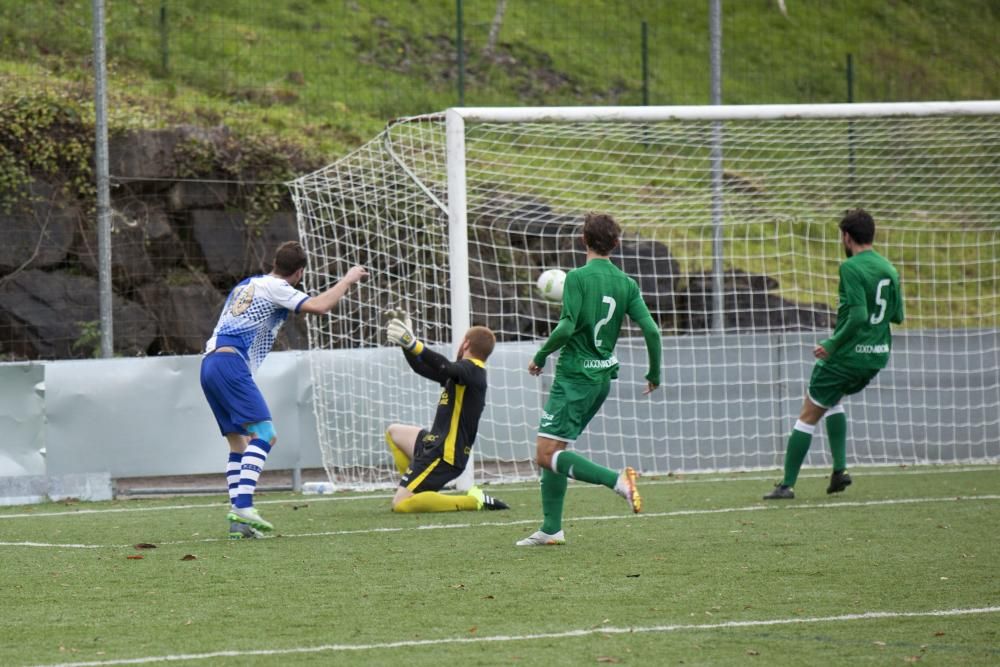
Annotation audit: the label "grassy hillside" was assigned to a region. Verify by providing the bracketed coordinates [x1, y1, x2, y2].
[0, 1, 997, 328]
[1, 0, 997, 160]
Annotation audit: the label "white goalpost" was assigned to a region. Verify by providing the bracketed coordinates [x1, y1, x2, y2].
[289, 101, 1000, 490]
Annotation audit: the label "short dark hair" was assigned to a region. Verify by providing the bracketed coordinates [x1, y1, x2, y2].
[272, 241, 307, 276]
[582, 212, 621, 255]
[839, 208, 875, 245]
[466, 326, 496, 361]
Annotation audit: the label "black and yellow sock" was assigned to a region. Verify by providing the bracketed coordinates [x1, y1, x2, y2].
[540, 468, 568, 534]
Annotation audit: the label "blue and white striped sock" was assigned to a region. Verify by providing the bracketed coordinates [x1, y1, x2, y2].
[234, 440, 272, 509]
[226, 452, 242, 505]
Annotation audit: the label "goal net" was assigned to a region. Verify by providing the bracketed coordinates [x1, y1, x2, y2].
[289, 102, 1000, 489]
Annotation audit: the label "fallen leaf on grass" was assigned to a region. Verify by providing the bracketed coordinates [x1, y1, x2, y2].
[933, 631, 945, 637]
[180, 554, 197, 561]
[126, 555, 144, 560]
[133, 543, 157, 550]
[468, 626, 477, 634]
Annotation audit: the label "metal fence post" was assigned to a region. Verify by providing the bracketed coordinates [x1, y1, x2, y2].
[160, 0, 169, 76]
[91, 0, 113, 358]
[641, 20, 649, 106]
[456, 0, 465, 106]
[709, 0, 725, 333]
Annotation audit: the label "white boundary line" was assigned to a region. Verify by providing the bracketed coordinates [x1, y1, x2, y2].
[2, 494, 998, 550]
[1, 465, 996, 521]
[30, 606, 1000, 667]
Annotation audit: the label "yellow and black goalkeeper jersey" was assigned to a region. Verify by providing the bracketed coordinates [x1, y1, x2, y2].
[403, 346, 487, 468]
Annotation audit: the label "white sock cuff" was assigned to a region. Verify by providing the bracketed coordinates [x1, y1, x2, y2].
[794, 420, 817, 434]
[549, 450, 562, 473]
[825, 404, 845, 417]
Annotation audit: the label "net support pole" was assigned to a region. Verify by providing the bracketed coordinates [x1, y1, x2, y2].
[92, 0, 114, 358]
[446, 108, 475, 491]
[709, 0, 725, 332]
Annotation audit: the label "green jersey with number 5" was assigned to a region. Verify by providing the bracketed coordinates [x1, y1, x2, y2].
[819, 249, 904, 370]
[533, 258, 662, 385]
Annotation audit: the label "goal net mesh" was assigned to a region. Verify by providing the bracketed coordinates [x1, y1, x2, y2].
[290, 108, 1000, 489]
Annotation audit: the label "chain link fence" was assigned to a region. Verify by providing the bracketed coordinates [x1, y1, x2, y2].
[0, 0, 997, 361]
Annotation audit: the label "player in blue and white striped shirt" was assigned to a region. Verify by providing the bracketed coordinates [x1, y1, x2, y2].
[200, 241, 366, 538]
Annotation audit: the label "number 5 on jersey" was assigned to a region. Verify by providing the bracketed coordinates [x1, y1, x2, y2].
[871, 278, 891, 324]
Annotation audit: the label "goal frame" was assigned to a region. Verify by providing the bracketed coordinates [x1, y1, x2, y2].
[292, 100, 1000, 489]
[440, 101, 1000, 488]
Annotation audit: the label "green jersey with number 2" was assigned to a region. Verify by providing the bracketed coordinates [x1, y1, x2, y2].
[820, 249, 904, 370]
[533, 258, 662, 385]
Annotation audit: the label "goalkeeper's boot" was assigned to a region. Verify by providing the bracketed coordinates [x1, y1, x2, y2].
[614, 467, 642, 513]
[468, 485, 509, 511]
[763, 484, 795, 500]
[228, 521, 264, 540]
[227, 505, 274, 532]
[827, 470, 853, 494]
[515, 530, 566, 547]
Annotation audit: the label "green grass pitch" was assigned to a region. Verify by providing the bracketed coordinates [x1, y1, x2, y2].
[1, 466, 998, 666]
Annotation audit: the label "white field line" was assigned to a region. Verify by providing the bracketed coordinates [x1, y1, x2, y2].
[0, 464, 996, 521]
[2, 494, 998, 550]
[29, 606, 1000, 667]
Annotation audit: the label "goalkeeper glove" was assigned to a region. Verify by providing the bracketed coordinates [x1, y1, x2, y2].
[387, 318, 423, 354]
[382, 308, 412, 329]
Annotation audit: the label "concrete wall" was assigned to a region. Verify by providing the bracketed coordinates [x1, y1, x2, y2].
[1, 331, 997, 502]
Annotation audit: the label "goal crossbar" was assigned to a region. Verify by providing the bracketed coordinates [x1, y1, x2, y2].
[447, 101, 1000, 123]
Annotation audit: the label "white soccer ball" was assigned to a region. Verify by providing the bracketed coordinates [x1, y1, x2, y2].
[536, 268, 566, 302]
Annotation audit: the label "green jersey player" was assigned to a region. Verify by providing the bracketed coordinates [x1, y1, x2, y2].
[517, 212, 663, 547]
[764, 208, 904, 499]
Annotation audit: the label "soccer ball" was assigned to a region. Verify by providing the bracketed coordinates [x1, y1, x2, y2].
[536, 268, 566, 302]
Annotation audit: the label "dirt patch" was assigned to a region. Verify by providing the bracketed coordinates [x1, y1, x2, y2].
[352, 16, 632, 105]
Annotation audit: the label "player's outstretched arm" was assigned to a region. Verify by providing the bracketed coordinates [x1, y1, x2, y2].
[385, 317, 476, 385]
[299, 265, 368, 315]
[628, 289, 662, 394]
[530, 271, 580, 373]
[891, 281, 905, 324]
[818, 304, 866, 356]
[636, 313, 662, 394]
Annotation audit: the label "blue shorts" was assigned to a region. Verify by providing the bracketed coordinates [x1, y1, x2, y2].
[200, 351, 271, 436]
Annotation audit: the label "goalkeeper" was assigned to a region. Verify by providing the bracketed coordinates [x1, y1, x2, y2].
[764, 208, 904, 500]
[383, 314, 509, 513]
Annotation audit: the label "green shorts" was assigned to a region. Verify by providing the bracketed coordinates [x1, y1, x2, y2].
[807, 361, 880, 409]
[538, 377, 611, 442]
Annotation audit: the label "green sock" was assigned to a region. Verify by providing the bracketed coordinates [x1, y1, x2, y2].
[540, 468, 568, 535]
[554, 451, 618, 488]
[782, 422, 815, 487]
[826, 411, 848, 471]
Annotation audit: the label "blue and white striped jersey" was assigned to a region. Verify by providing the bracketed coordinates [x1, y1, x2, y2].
[205, 274, 310, 374]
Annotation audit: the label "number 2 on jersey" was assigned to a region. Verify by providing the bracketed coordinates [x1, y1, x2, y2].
[593, 296, 617, 348]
